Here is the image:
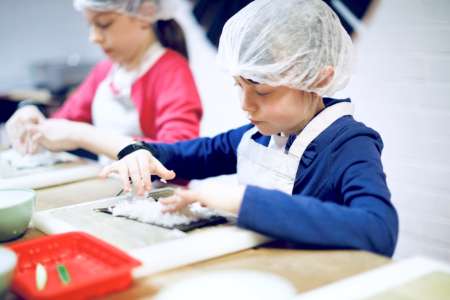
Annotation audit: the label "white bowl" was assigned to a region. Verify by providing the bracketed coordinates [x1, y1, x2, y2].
[0, 247, 17, 298]
[0, 189, 35, 241]
[155, 269, 297, 300]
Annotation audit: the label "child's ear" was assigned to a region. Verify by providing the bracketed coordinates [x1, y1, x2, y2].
[310, 66, 335, 89]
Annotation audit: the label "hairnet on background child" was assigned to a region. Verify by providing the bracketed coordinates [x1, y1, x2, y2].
[217, 0, 354, 96]
[73, 0, 174, 22]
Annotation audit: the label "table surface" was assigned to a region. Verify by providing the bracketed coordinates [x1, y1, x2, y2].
[3, 178, 391, 299]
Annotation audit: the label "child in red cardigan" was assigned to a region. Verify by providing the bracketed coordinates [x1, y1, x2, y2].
[6, 0, 202, 159]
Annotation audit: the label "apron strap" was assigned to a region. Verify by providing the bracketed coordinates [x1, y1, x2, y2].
[239, 126, 259, 144]
[288, 102, 354, 159]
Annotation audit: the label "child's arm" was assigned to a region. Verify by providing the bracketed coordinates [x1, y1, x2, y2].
[159, 129, 398, 257]
[27, 119, 133, 159]
[238, 186, 397, 257]
[100, 124, 253, 192]
[136, 124, 253, 179]
[157, 160, 398, 257]
[237, 135, 398, 257]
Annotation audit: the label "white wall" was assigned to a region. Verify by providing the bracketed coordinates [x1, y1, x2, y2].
[0, 0, 101, 89]
[340, 0, 450, 261]
[173, 0, 247, 136]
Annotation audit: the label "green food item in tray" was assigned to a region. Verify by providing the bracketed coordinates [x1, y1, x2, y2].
[56, 264, 71, 285]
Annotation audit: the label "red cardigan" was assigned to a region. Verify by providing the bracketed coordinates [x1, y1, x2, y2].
[52, 50, 203, 143]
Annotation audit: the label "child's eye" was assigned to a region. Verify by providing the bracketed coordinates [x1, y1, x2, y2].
[255, 90, 271, 96]
[96, 21, 113, 29]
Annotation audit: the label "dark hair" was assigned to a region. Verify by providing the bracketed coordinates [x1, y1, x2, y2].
[153, 19, 189, 60]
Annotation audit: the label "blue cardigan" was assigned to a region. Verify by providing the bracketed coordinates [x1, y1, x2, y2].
[145, 99, 399, 257]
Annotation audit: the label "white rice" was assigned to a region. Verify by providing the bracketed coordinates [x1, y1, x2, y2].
[111, 197, 219, 227]
[0, 149, 77, 169]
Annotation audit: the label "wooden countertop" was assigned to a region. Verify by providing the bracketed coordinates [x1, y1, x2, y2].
[3, 178, 391, 299]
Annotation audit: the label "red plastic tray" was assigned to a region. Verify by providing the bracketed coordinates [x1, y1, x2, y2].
[8, 232, 141, 300]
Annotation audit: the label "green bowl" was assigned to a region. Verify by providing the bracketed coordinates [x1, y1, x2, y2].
[0, 247, 17, 298]
[0, 189, 35, 242]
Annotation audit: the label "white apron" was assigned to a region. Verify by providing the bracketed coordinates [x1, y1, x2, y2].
[92, 42, 166, 136]
[236, 102, 354, 194]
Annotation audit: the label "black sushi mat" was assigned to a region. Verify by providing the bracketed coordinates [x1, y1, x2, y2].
[94, 206, 228, 232]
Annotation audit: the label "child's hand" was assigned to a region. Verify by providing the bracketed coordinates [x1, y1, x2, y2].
[6, 105, 46, 154]
[100, 149, 176, 195]
[27, 119, 84, 153]
[160, 183, 246, 214]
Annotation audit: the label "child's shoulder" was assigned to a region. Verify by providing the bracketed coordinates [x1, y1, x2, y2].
[322, 98, 383, 146]
[338, 116, 381, 140]
[155, 49, 189, 68]
[331, 115, 384, 153]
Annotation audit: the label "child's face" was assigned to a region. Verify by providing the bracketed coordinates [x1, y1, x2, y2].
[85, 9, 152, 66]
[235, 77, 322, 136]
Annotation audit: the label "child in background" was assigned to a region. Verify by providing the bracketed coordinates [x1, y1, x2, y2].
[101, 0, 399, 256]
[6, 0, 202, 159]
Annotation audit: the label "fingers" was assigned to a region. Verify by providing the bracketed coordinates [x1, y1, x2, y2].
[24, 130, 35, 155]
[6, 106, 45, 152]
[18, 127, 30, 154]
[126, 155, 144, 195]
[30, 112, 45, 124]
[11, 134, 27, 155]
[175, 189, 200, 203]
[98, 165, 111, 179]
[149, 156, 176, 181]
[25, 124, 46, 154]
[29, 131, 43, 154]
[160, 189, 198, 213]
[159, 195, 182, 212]
[100, 162, 131, 192]
[99, 149, 176, 195]
[137, 152, 152, 191]
[125, 149, 176, 192]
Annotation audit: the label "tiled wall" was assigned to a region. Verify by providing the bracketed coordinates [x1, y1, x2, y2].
[338, 0, 450, 261]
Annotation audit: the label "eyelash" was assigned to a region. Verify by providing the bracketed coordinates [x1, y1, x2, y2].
[96, 22, 113, 29]
[234, 81, 271, 96]
[255, 91, 271, 96]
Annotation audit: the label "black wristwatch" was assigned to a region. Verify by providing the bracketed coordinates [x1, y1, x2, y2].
[117, 141, 157, 160]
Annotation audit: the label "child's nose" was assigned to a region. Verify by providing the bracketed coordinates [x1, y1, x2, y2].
[89, 27, 104, 44]
[240, 91, 257, 114]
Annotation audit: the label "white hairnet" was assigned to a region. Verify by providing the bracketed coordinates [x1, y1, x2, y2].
[217, 0, 354, 96]
[74, 0, 175, 22]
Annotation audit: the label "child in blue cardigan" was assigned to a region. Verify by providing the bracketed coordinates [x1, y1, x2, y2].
[101, 0, 398, 256]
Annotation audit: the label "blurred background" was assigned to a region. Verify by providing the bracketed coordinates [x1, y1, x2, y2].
[0, 0, 449, 262]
